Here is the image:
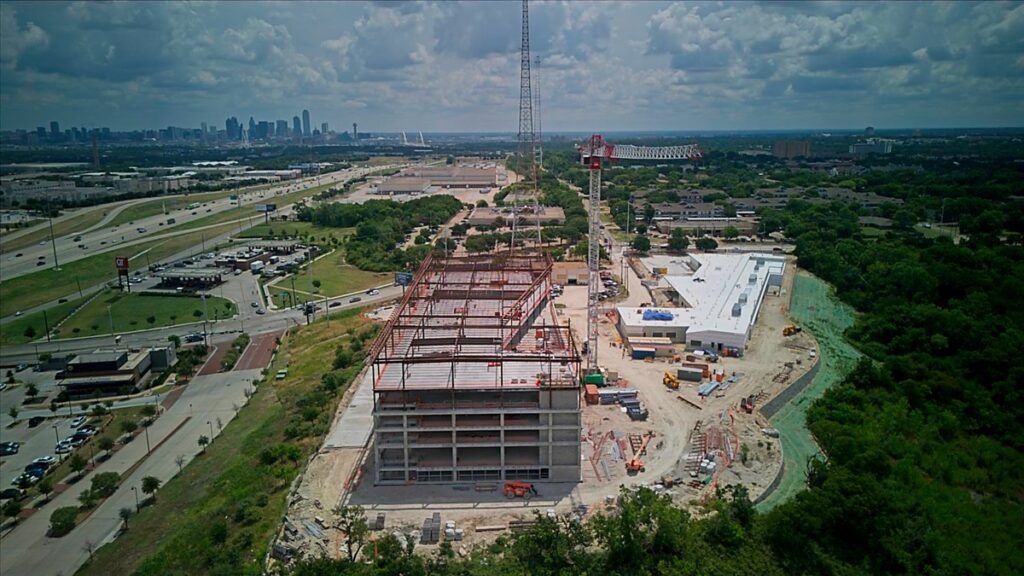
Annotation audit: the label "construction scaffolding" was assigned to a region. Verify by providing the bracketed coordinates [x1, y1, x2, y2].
[369, 252, 583, 485]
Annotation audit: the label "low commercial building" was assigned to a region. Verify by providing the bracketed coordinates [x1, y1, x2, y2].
[617, 253, 786, 352]
[156, 268, 224, 289]
[376, 177, 431, 196]
[403, 165, 499, 188]
[59, 347, 174, 398]
[654, 218, 758, 237]
[250, 240, 301, 254]
[551, 261, 589, 285]
[0, 179, 110, 206]
[467, 206, 566, 227]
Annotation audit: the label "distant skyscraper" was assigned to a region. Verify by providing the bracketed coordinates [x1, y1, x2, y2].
[321, 122, 328, 135]
[248, 116, 256, 139]
[293, 116, 302, 140]
[49, 121, 59, 138]
[352, 122, 358, 141]
[865, 126, 876, 136]
[302, 109, 311, 137]
[277, 120, 289, 138]
[226, 117, 240, 140]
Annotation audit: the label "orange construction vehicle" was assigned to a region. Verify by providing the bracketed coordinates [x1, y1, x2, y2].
[625, 432, 654, 474]
[503, 481, 538, 498]
[783, 324, 802, 336]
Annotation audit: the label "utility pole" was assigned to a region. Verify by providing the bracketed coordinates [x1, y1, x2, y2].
[47, 199, 60, 271]
[42, 309, 51, 343]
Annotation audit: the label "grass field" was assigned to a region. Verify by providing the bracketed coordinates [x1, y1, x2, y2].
[269, 249, 391, 303]
[53, 290, 235, 339]
[237, 222, 354, 245]
[79, 309, 373, 576]
[756, 272, 861, 512]
[0, 294, 92, 345]
[859, 226, 888, 238]
[0, 221, 241, 317]
[1, 207, 110, 253]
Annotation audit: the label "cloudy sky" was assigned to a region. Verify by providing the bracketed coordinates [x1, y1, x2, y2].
[1, 1, 1022, 133]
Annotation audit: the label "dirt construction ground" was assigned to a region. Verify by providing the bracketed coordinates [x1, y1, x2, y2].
[276, 250, 819, 562]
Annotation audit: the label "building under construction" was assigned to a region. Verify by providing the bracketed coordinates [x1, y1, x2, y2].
[369, 252, 582, 484]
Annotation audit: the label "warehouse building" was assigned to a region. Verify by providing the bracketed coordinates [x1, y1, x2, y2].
[369, 252, 582, 485]
[617, 253, 785, 352]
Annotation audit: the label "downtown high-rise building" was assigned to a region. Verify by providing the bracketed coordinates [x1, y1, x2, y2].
[225, 117, 240, 140]
[277, 120, 289, 138]
[302, 109, 311, 137]
[293, 116, 302, 140]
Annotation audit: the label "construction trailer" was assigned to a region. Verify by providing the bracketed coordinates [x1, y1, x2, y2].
[369, 252, 582, 485]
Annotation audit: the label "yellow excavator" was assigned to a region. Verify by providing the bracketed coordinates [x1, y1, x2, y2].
[663, 371, 679, 390]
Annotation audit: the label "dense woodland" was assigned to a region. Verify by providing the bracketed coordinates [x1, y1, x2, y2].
[287, 144, 1023, 575]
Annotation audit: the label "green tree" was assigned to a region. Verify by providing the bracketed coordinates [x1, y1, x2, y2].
[8, 406, 18, 420]
[631, 235, 652, 254]
[696, 237, 718, 251]
[37, 476, 55, 502]
[333, 504, 369, 562]
[2, 499, 22, 522]
[25, 383, 39, 399]
[69, 454, 87, 478]
[49, 507, 78, 537]
[668, 228, 689, 252]
[723, 225, 740, 239]
[90, 472, 119, 498]
[197, 435, 209, 452]
[141, 476, 161, 502]
[97, 436, 115, 458]
[145, 315, 156, 325]
[23, 325, 36, 339]
[120, 419, 138, 435]
[167, 334, 181, 347]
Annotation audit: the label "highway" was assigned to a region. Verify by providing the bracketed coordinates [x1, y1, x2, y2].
[0, 167, 371, 281]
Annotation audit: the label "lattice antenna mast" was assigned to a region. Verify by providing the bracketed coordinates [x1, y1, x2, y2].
[516, 0, 535, 198]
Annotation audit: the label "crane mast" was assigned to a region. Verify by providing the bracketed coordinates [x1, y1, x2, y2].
[579, 135, 703, 373]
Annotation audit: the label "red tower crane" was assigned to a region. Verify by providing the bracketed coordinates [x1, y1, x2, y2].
[578, 135, 703, 373]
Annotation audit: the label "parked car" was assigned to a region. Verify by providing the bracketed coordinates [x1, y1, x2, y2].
[15, 363, 29, 372]
[55, 444, 72, 455]
[0, 442, 20, 456]
[0, 488, 24, 500]
[78, 425, 97, 436]
[255, 308, 266, 315]
[31, 456, 57, 467]
[12, 473, 38, 487]
[28, 416, 45, 428]
[70, 416, 87, 428]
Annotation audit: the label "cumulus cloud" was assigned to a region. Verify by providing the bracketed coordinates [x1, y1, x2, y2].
[0, 1, 1021, 131]
[0, 5, 49, 70]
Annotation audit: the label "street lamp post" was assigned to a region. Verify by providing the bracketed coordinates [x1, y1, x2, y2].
[144, 424, 151, 454]
[131, 486, 140, 512]
[207, 420, 213, 439]
[52, 424, 60, 449]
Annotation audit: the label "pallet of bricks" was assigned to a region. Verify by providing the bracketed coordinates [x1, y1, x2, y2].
[421, 512, 441, 544]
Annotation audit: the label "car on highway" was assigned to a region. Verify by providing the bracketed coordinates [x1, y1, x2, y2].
[14, 252, 23, 257]
[349, 296, 362, 303]
[38, 241, 47, 246]
[183, 332, 203, 343]
[0, 441, 19, 456]
[366, 288, 380, 295]
[58, 298, 68, 303]
[137, 227, 146, 233]
[73, 235, 82, 241]
[31, 456, 57, 467]
[329, 301, 341, 308]
[36, 260, 45, 266]
[0, 488, 24, 500]
[250, 302, 260, 308]
[255, 308, 266, 315]
[28, 416, 45, 428]
[70, 416, 87, 428]
[14, 311, 23, 317]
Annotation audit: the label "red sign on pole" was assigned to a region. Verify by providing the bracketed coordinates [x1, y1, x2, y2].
[115, 256, 129, 271]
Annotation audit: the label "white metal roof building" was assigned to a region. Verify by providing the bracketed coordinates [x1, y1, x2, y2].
[617, 253, 786, 351]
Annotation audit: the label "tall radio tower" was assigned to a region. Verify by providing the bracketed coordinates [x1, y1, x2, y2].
[516, 0, 535, 191]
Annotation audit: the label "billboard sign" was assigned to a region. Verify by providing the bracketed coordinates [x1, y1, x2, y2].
[115, 255, 129, 271]
[255, 203, 277, 213]
[395, 272, 414, 286]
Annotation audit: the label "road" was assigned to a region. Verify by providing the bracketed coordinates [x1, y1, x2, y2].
[1, 165, 397, 325]
[0, 368, 262, 576]
[0, 285, 402, 367]
[0, 168, 366, 281]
